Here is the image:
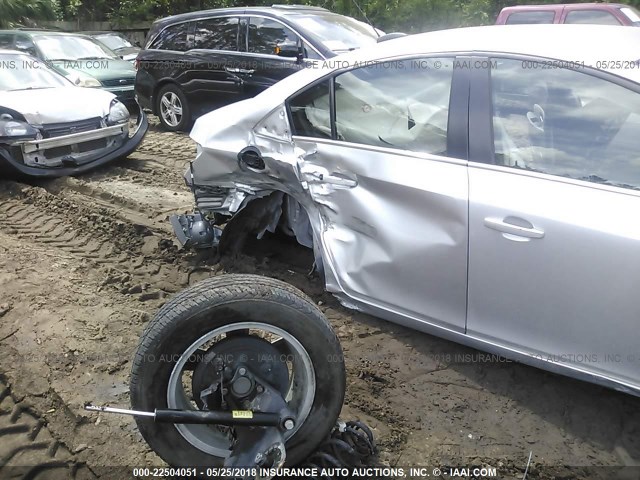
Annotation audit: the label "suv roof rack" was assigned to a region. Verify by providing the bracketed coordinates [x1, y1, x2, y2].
[271, 4, 329, 11]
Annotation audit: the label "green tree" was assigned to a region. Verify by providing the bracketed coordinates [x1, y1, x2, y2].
[0, 0, 59, 27]
[66, 0, 640, 32]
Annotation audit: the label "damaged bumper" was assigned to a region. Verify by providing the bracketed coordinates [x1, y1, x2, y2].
[0, 106, 148, 178]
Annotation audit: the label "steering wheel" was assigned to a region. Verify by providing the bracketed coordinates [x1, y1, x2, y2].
[526, 103, 545, 133]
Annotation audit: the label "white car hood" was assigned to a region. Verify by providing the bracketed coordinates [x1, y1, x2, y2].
[0, 86, 116, 125]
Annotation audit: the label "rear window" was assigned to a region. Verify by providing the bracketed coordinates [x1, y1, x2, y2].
[564, 10, 621, 25]
[194, 17, 239, 51]
[151, 22, 190, 51]
[506, 11, 556, 24]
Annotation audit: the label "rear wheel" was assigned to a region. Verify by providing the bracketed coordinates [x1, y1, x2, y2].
[130, 274, 345, 467]
[156, 84, 191, 131]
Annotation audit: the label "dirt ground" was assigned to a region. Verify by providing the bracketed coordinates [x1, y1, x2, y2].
[1, 118, 639, 480]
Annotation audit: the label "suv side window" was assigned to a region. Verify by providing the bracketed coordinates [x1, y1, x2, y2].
[334, 59, 453, 155]
[248, 17, 299, 55]
[151, 22, 190, 51]
[194, 16, 239, 51]
[565, 10, 621, 25]
[506, 11, 556, 24]
[491, 58, 640, 189]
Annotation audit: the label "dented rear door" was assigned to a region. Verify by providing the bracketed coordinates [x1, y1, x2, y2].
[289, 57, 470, 331]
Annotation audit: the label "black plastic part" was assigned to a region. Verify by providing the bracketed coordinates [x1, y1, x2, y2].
[447, 56, 471, 161]
[468, 55, 494, 164]
[154, 409, 281, 426]
[238, 146, 265, 171]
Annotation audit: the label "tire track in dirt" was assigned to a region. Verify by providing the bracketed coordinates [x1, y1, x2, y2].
[0, 182, 196, 303]
[0, 378, 96, 480]
[136, 127, 196, 171]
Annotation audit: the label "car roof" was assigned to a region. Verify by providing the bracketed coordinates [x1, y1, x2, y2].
[150, 5, 332, 28]
[257, 24, 640, 107]
[80, 31, 122, 36]
[501, 3, 628, 9]
[0, 30, 91, 37]
[358, 24, 640, 80]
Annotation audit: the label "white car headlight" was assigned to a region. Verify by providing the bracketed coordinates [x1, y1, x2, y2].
[67, 71, 102, 88]
[0, 118, 38, 139]
[107, 100, 130, 125]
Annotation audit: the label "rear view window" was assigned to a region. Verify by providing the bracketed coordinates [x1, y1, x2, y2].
[506, 11, 556, 24]
[565, 10, 621, 25]
[151, 22, 189, 51]
[194, 17, 239, 51]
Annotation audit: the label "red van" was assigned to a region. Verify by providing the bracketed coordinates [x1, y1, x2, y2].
[496, 3, 640, 26]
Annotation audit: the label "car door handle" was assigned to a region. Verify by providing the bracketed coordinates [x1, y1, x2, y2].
[225, 67, 255, 74]
[484, 217, 545, 239]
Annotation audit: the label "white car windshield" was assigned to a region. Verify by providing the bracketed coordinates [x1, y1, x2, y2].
[0, 54, 71, 91]
[94, 34, 133, 50]
[35, 35, 117, 61]
[289, 13, 380, 52]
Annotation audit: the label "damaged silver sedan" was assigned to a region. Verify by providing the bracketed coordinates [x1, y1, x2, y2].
[0, 50, 147, 177]
[173, 24, 640, 396]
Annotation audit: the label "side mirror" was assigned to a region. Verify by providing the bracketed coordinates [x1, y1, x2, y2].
[275, 43, 304, 63]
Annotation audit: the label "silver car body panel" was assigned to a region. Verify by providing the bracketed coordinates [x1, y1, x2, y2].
[186, 25, 640, 396]
[468, 163, 640, 390]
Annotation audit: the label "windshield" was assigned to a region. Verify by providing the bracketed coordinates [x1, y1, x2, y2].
[289, 13, 379, 52]
[94, 33, 132, 50]
[35, 35, 117, 61]
[0, 54, 71, 91]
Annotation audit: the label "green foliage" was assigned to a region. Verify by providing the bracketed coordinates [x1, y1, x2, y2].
[0, 0, 59, 27]
[56, 0, 640, 31]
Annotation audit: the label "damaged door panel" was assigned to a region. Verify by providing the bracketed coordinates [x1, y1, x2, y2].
[295, 138, 469, 332]
[174, 57, 470, 332]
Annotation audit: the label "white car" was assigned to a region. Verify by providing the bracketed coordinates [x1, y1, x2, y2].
[0, 49, 147, 177]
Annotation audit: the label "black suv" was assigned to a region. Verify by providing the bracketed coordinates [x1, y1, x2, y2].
[135, 5, 380, 131]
